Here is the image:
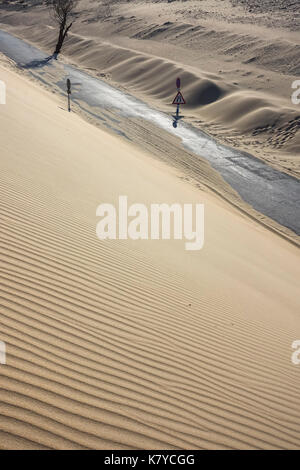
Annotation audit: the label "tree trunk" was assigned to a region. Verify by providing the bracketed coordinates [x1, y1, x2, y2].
[54, 24, 65, 56]
[53, 20, 73, 58]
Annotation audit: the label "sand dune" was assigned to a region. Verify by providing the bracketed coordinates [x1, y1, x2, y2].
[0, 0, 299, 176]
[0, 63, 300, 449]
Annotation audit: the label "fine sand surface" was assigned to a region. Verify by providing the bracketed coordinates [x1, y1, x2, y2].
[0, 63, 300, 449]
[0, 0, 299, 177]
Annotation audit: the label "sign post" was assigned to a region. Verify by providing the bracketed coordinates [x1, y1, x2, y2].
[67, 78, 71, 112]
[172, 77, 185, 128]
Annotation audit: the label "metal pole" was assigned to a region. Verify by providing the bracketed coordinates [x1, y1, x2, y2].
[67, 79, 71, 113]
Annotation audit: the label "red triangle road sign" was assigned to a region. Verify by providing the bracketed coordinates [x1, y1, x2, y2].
[172, 91, 186, 105]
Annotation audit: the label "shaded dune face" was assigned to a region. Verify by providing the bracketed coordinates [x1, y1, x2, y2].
[186, 80, 224, 106]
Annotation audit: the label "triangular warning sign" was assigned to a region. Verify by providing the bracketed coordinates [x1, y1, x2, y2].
[172, 91, 186, 105]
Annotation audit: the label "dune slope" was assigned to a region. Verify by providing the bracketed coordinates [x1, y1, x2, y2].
[0, 65, 300, 449]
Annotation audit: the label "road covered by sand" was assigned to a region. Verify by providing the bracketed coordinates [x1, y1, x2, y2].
[0, 0, 299, 178]
[0, 59, 300, 449]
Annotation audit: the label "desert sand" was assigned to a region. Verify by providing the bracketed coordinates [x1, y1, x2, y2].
[0, 58, 300, 450]
[0, 0, 299, 177]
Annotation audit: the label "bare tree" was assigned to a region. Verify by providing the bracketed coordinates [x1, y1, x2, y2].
[49, 0, 77, 58]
